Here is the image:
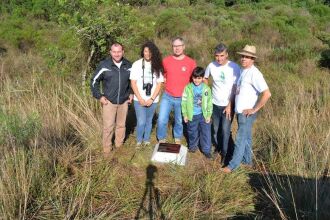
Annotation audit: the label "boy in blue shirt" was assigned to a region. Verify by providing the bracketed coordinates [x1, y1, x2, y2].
[181, 67, 213, 158]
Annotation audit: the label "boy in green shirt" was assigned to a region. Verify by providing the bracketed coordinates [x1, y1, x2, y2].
[181, 67, 213, 158]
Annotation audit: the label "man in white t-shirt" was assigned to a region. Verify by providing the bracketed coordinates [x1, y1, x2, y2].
[204, 43, 240, 164]
[222, 45, 271, 173]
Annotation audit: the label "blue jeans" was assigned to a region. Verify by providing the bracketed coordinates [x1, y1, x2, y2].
[134, 101, 157, 143]
[212, 104, 233, 158]
[157, 92, 183, 140]
[187, 114, 211, 154]
[228, 113, 257, 170]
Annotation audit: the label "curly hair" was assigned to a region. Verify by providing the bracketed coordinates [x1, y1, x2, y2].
[140, 41, 163, 78]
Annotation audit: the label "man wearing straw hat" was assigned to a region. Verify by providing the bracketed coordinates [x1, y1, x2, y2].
[222, 45, 271, 173]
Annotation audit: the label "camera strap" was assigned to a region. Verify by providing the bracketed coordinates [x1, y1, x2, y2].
[142, 59, 153, 88]
[142, 58, 145, 86]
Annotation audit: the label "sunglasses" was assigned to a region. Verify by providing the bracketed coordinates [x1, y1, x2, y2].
[241, 55, 254, 59]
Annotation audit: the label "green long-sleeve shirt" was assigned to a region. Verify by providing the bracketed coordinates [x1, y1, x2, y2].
[181, 83, 213, 121]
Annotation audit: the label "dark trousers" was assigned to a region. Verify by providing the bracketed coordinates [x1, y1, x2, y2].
[187, 114, 211, 155]
[212, 104, 234, 163]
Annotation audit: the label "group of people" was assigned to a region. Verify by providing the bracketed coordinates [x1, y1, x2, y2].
[91, 37, 271, 173]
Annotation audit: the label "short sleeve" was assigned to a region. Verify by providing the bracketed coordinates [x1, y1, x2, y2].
[252, 70, 268, 93]
[129, 61, 140, 80]
[233, 65, 241, 85]
[204, 63, 212, 78]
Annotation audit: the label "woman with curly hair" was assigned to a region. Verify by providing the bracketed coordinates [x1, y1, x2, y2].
[130, 41, 164, 147]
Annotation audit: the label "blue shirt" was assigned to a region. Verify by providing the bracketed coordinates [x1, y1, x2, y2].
[193, 84, 203, 115]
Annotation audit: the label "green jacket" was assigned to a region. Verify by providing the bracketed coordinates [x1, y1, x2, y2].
[181, 83, 213, 121]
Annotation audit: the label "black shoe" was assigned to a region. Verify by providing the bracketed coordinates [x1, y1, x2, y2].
[205, 153, 214, 160]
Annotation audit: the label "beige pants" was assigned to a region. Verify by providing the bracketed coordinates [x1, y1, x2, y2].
[102, 100, 128, 151]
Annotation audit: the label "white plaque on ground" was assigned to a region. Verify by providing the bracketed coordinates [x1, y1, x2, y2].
[151, 143, 187, 166]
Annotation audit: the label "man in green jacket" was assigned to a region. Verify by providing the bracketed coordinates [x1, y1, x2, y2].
[181, 67, 213, 158]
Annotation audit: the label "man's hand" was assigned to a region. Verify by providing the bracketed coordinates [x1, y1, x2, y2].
[243, 89, 271, 117]
[184, 117, 189, 123]
[100, 96, 109, 105]
[223, 105, 232, 120]
[242, 108, 256, 117]
[128, 94, 133, 104]
[205, 118, 211, 123]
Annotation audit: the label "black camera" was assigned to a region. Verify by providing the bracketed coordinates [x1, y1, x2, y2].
[143, 83, 153, 96]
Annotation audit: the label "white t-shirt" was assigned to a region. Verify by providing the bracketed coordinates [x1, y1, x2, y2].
[130, 58, 164, 103]
[235, 65, 269, 113]
[205, 60, 241, 106]
[114, 61, 122, 69]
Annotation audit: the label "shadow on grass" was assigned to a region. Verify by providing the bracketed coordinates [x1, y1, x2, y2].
[232, 169, 330, 219]
[135, 164, 166, 220]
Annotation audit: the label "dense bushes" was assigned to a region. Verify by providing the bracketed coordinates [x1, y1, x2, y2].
[156, 9, 191, 38]
[2, 0, 329, 73]
[0, 17, 41, 51]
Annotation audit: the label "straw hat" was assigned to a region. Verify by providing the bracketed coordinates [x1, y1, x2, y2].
[237, 45, 257, 58]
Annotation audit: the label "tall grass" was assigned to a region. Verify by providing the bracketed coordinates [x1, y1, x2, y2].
[0, 75, 255, 219]
[253, 71, 330, 219]
[1, 68, 329, 219]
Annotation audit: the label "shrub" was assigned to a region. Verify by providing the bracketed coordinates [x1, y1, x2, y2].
[211, 18, 243, 43]
[207, 0, 225, 6]
[269, 43, 312, 63]
[309, 4, 330, 17]
[0, 16, 41, 51]
[163, 0, 190, 7]
[120, 0, 150, 6]
[43, 45, 66, 69]
[156, 9, 191, 38]
[0, 111, 41, 147]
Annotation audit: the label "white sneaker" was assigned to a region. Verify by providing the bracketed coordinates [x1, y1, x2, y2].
[136, 142, 142, 149]
[144, 141, 151, 146]
[174, 138, 181, 145]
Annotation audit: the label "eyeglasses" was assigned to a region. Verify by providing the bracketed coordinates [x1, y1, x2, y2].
[241, 55, 254, 59]
[172, 44, 184, 48]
